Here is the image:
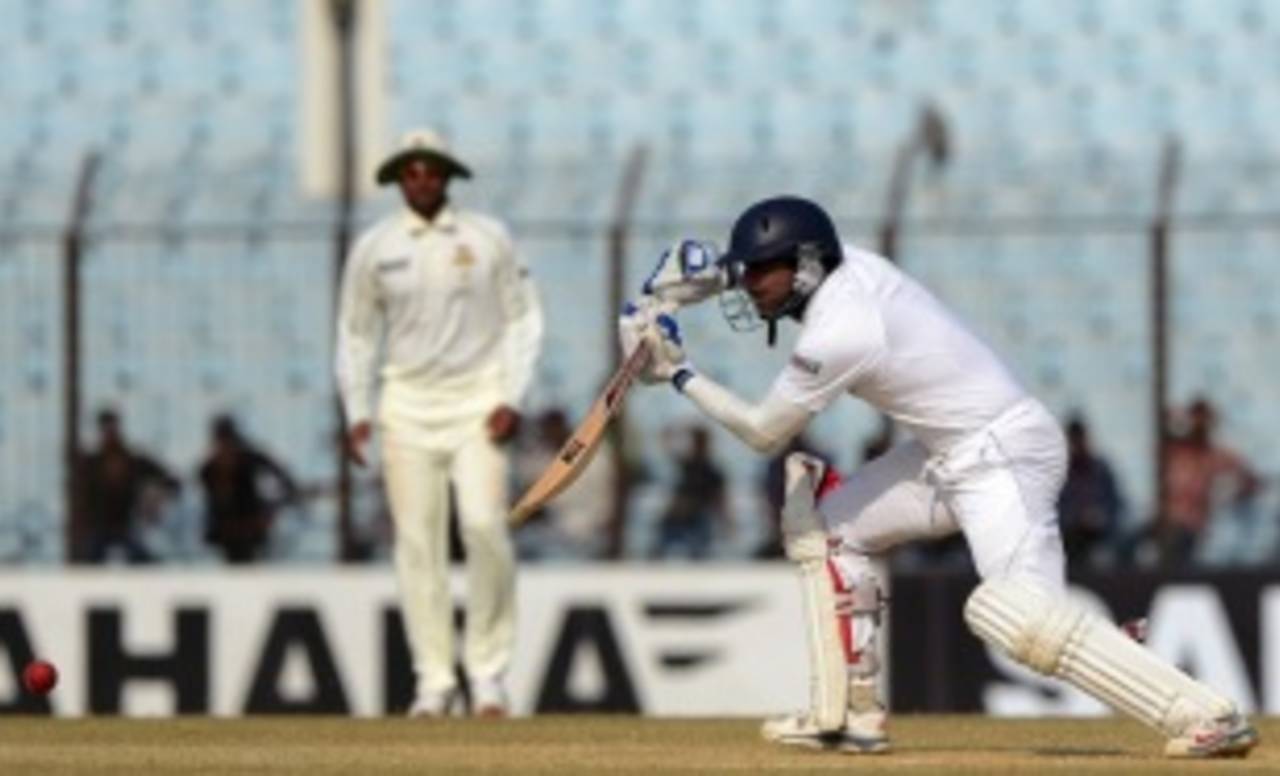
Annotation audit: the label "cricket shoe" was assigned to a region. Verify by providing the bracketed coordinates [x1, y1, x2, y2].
[407, 688, 458, 719]
[760, 709, 889, 754]
[471, 678, 508, 718]
[1165, 712, 1259, 759]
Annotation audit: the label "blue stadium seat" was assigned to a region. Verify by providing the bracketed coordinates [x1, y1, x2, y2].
[8, 0, 1280, 561]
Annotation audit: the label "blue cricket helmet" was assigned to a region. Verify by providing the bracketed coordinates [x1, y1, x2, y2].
[719, 196, 843, 283]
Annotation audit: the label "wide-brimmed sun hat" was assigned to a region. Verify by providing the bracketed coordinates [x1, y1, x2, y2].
[375, 128, 472, 185]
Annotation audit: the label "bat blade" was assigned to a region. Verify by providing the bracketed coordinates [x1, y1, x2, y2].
[508, 341, 651, 526]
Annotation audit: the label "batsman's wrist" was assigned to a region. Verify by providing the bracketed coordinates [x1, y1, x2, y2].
[671, 366, 696, 393]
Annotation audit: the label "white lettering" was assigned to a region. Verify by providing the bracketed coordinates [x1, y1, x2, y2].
[1262, 587, 1280, 713]
[1147, 586, 1256, 713]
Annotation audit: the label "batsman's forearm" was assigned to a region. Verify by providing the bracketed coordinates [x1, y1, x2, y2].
[681, 373, 810, 454]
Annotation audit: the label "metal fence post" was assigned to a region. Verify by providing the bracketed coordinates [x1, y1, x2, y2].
[62, 152, 101, 563]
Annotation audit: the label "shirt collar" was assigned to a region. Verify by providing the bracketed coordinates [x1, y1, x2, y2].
[402, 203, 458, 237]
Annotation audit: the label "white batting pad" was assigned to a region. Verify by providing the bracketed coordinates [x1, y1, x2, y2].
[780, 453, 827, 546]
[782, 452, 847, 731]
[796, 558, 849, 732]
[964, 578, 1237, 738]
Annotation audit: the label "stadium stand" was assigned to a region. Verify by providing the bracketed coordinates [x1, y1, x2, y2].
[2, 0, 1279, 562]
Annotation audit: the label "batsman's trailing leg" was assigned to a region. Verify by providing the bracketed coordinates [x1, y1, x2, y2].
[966, 577, 1259, 759]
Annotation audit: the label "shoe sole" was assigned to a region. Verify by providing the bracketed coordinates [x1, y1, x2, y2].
[1166, 726, 1259, 759]
[768, 731, 891, 755]
[475, 706, 508, 719]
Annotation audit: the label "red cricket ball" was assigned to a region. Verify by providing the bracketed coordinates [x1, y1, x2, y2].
[22, 660, 58, 695]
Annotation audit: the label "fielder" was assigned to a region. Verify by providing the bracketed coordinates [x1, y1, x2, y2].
[619, 196, 1258, 758]
[336, 129, 543, 717]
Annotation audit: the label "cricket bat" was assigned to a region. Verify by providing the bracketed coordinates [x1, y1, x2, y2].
[509, 340, 651, 526]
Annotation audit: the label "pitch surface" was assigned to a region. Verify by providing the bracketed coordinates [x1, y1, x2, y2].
[0, 715, 1273, 774]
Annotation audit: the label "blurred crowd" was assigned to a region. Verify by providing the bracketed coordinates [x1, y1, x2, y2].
[66, 396, 1272, 572]
[70, 409, 304, 565]
[509, 394, 1275, 573]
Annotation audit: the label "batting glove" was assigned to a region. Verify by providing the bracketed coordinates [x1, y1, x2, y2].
[646, 311, 696, 391]
[618, 299, 668, 385]
[641, 239, 728, 308]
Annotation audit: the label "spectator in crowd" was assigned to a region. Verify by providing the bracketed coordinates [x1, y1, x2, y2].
[512, 408, 616, 561]
[335, 128, 543, 717]
[1159, 397, 1262, 568]
[197, 415, 301, 564]
[652, 425, 730, 559]
[1057, 414, 1125, 569]
[75, 408, 181, 564]
[756, 433, 833, 559]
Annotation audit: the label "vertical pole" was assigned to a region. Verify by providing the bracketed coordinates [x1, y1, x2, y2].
[1151, 136, 1180, 530]
[878, 104, 947, 265]
[605, 144, 649, 559]
[331, 0, 359, 561]
[1151, 225, 1168, 516]
[878, 142, 912, 262]
[62, 152, 101, 563]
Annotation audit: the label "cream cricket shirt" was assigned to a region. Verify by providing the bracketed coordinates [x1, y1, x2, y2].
[335, 204, 543, 434]
[769, 246, 1026, 454]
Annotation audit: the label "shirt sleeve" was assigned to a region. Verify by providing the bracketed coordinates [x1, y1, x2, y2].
[494, 226, 544, 409]
[767, 305, 884, 413]
[334, 231, 383, 428]
[682, 373, 813, 455]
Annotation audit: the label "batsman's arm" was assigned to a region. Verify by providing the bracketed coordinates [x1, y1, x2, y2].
[678, 373, 811, 455]
[631, 305, 811, 453]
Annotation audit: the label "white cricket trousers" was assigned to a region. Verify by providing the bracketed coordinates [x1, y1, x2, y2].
[378, 387, 516, 699]
[824, 397, 1068, 593]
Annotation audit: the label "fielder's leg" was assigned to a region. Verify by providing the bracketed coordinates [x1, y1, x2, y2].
[452, 427, 517, 717]
[381, 435, 458, 717]
[761, 453, 889, 754]
[965, 577, 1258, 759]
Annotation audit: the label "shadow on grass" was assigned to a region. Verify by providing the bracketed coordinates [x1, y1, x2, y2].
[1032, 747, 1129, 758]
[905, 744, 1133, 759]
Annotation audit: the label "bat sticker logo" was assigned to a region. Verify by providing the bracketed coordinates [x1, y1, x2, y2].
[560, 439, 586, 464]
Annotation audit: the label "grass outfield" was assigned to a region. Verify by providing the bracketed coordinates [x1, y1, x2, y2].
[0, 715, 1273, 775]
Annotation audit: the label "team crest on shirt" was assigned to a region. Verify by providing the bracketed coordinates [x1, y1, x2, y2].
[454, 246, 477, 267]
[790, 353, 822, 375]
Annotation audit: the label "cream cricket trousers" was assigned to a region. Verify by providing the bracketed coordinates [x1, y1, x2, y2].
[824, 398, 1069, 593]
[378, 386, 516, 699]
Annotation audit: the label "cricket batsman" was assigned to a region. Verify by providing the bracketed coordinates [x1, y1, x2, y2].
[618, 196, 1258, 758]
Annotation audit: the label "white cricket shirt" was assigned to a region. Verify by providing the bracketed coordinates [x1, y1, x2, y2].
[335, 204, 544, 428]
[768, 245, 1026, 453]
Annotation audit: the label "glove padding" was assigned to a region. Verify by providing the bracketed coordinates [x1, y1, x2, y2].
[646, 310, 691, 382]
[618, 299, 664, 385]
[642, 239, 728, 307]
[617, 298, 692, 385]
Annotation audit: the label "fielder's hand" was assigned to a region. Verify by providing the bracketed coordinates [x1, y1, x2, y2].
[346, 421, 373, 467]
[642, 239, 727, 307]
[487, 405, 521, 444]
